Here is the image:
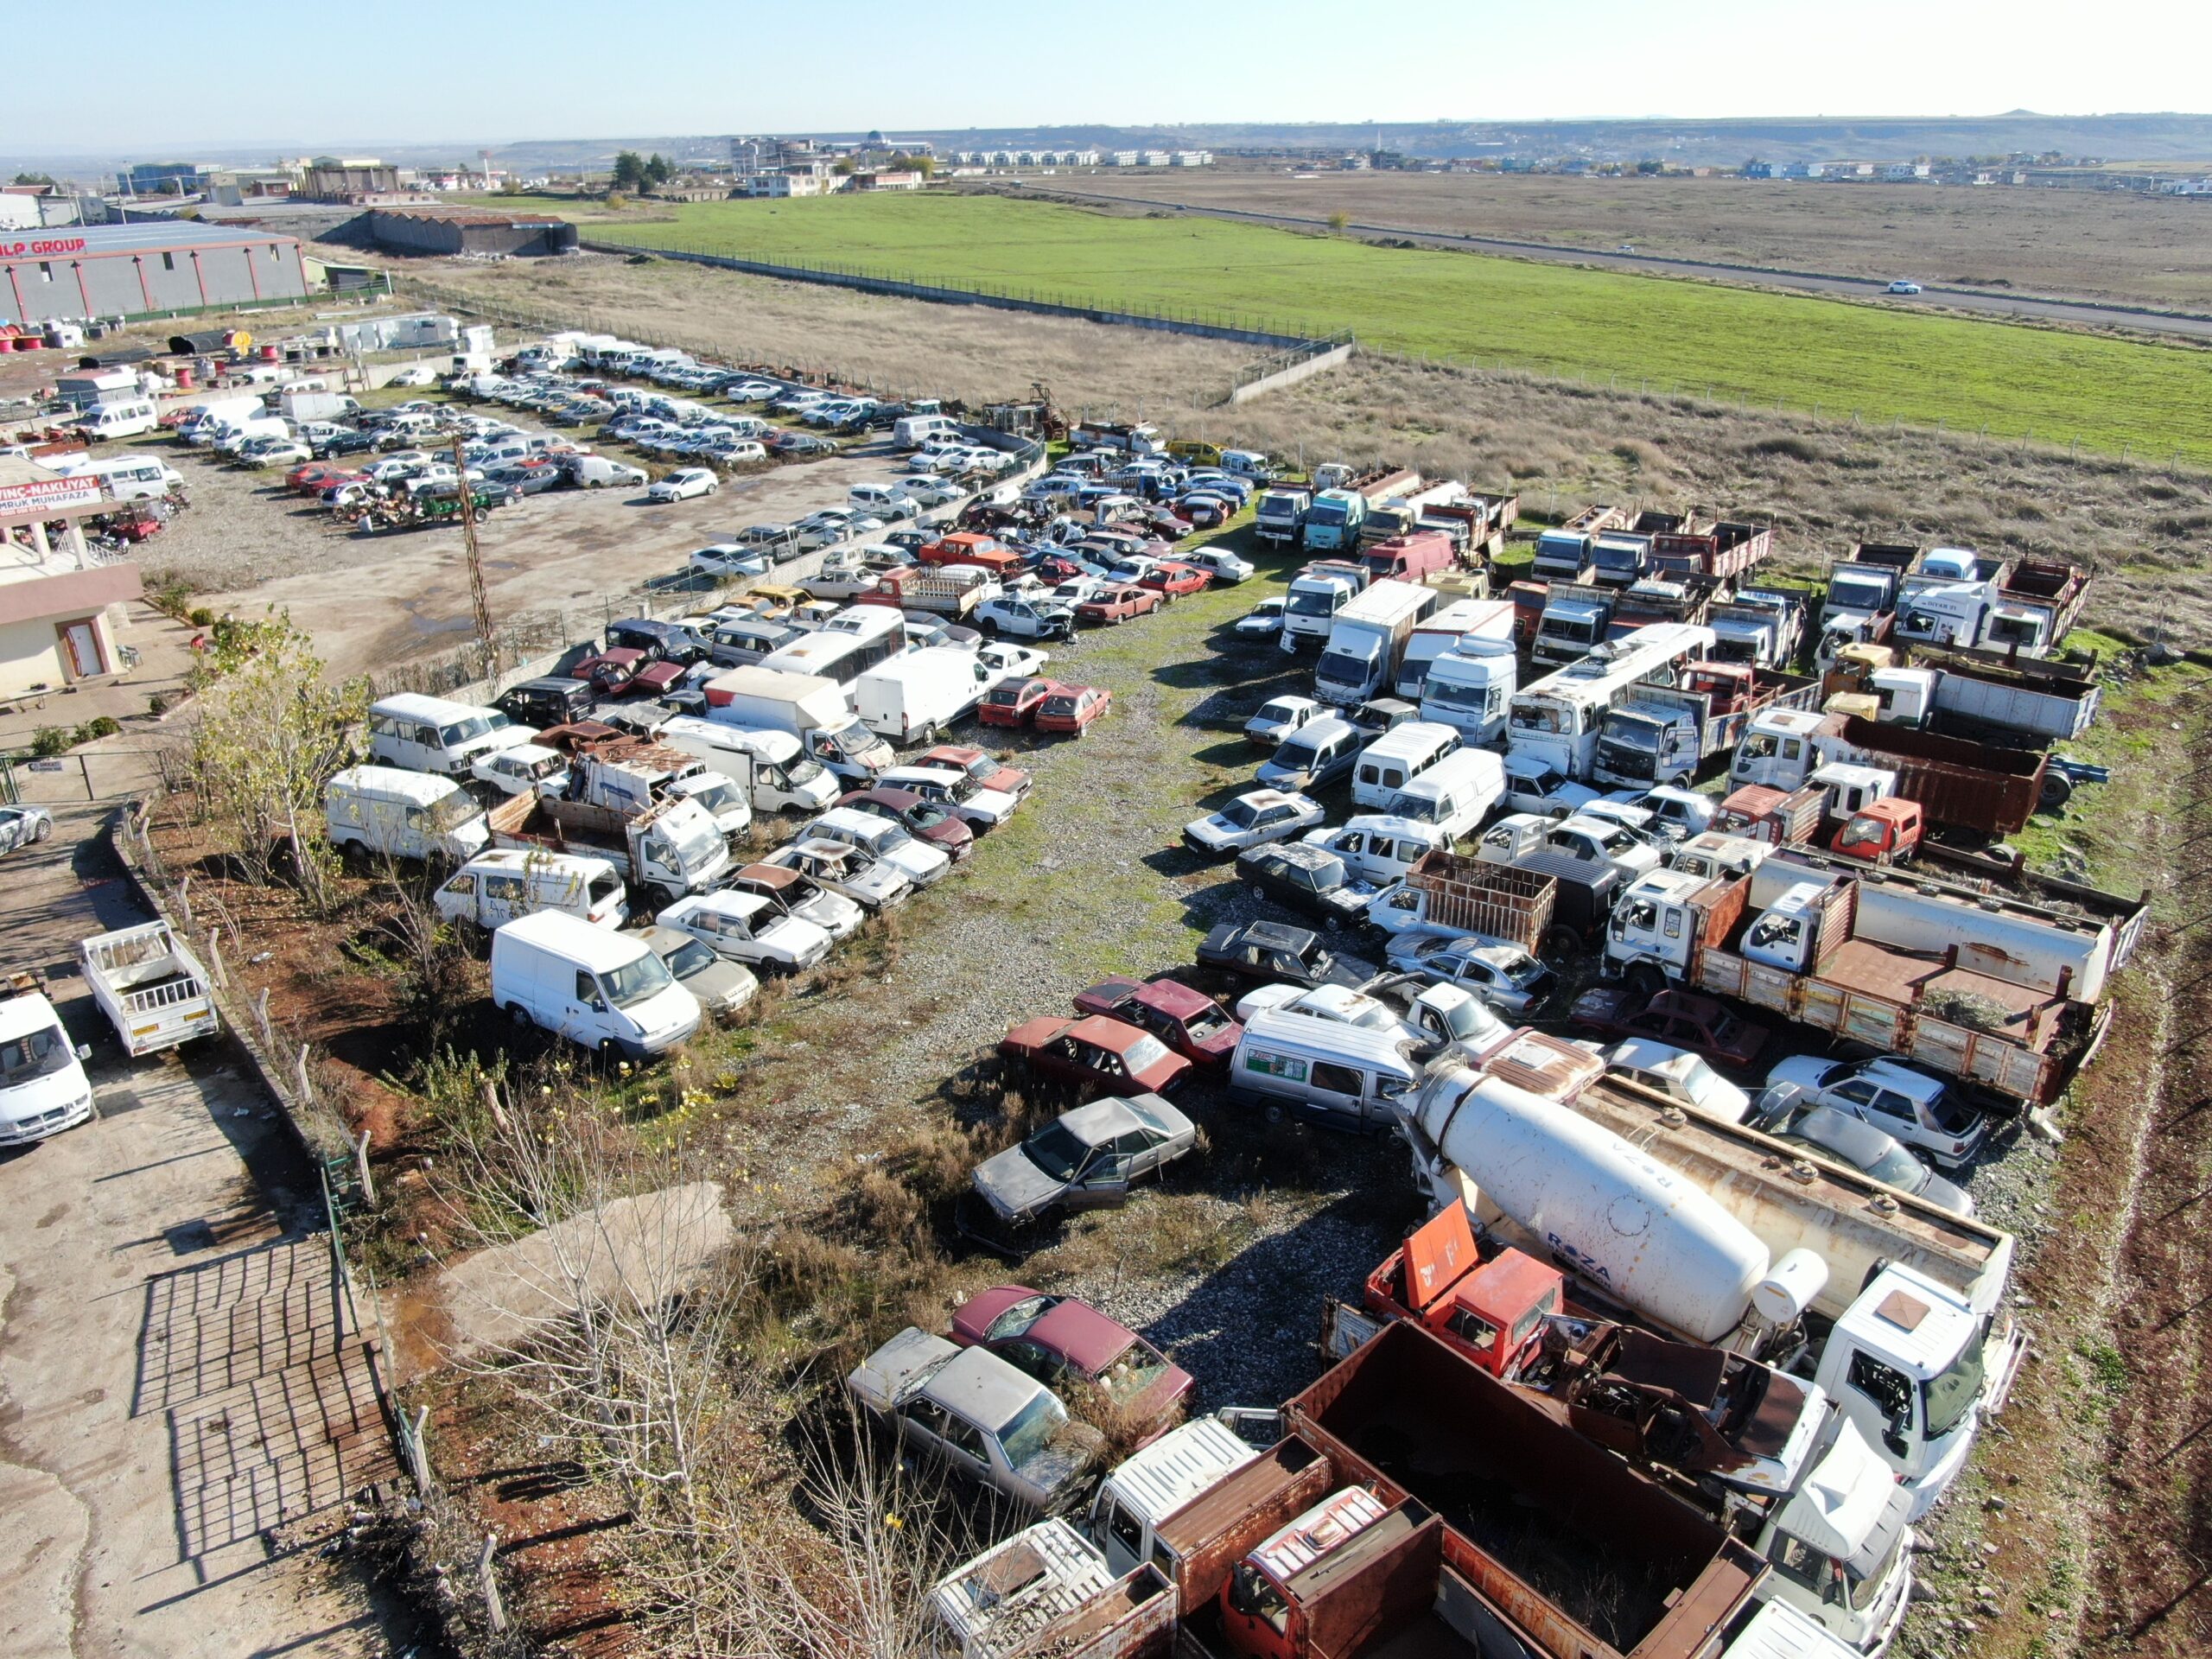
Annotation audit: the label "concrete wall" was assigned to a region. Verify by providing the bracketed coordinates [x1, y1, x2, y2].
[1226, 341, 1353, 404]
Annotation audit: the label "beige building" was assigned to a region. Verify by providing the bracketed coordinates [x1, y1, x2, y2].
[0, 461, 143, 699]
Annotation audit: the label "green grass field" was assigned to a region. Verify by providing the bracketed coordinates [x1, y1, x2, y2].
[571, 193, 2211, 465]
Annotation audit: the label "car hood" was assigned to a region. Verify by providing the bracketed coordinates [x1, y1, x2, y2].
[972, 1147, 1067, 1223]
[1018, 1423, 1106, 1507]
[1185, 816, 1243, 848]
[795, 891, 865, 935]
[0, 1062, 91, 1133]
[965, 785, 1019, 821]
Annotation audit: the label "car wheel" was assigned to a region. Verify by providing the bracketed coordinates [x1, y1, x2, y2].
[1248, 882, 1267, 902]
[917, 721, 940, 747]
[507, 1002, 532, 1030]
[1625, 963, 1667, 1000]
[1263, 1102, 1285, 1125]
[32, 817, 51, 842]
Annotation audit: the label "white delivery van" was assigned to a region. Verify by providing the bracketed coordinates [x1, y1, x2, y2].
[0, 985, 96, 1147]
[489, 910, 702, 1061]
[853, 647, 997, 745]
[91, 454, 184, 501]
[654, 715, 841, 814]
[894, 414, 961, 449]
[324, 766, 490, 864]
[75, 398, 160, 440]
[1225, 1010, 1425, 1134]
[847, 481, 919, 522]
[1350, 721, 1461, 811]
[366, 693, 536, 777]
[1384, 747, 1505, 844]
[435, 850, 627, 936]
[213, 415, 291, 454]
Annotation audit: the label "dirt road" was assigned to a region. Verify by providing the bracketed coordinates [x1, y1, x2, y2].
[0, 809, 397, 1659]
[162, 447, 892, 680]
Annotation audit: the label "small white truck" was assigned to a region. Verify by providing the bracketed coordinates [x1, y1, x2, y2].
[79, 922, 219, 1057]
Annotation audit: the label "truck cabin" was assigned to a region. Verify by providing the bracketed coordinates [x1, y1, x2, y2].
[1364, 1214, 1565, 1381]
[1829, 798, 1923, 865]
[1217, 1486, 1423, 1659]
[1809, 762, 1896, 820]
[1679, 661, 1755, 715]
[1980, 606, 2055, 656]
[1535, 596, 1610, 658]
[1587, 534, 1651, 586]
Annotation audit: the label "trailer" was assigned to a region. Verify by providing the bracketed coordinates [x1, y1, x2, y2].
[1732, 709, 2051, 836]
[1382, 849, 1558, 952]
[1283, 1321, 1764, 1659]
[79, 922, 219, 1057]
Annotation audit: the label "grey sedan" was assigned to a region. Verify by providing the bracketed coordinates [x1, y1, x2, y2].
[1764, 1101, 1974, 1217]
[969, 1093, 1195, 1230]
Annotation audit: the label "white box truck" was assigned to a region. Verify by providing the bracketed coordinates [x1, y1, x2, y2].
[701, 666, 893, 783]
[1312, 579, 1436, 706]
[653, 716, 842, 815]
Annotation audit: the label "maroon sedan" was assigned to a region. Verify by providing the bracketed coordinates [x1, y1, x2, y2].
[1072, 976, 1241, 1070]
[836, 785, 976, 861]
[1033, 683, 1110, 736]
[950, 1286, 1193, 1443]
[1138, 561, 1209, 601]
[623, 659, 687, 698]
[1074, 585, 1162, 626]
[1569, 987, 1769, 1070]
[1000, 1014, 1192, 1097]
[569, 646, 645, 692]
[979, 676, 1063, 728]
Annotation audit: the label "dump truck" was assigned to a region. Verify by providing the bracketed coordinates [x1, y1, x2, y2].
[1853, 644, 2101, 746]
[1814, 544, 1917, 671]
[1603, 849, 2117, 1105]
[1361, 848, 1559, 952]
[1529, 504, 1628, 583]
[1531, 583, 1618, 667]
[924, 1519, 1174, 1659]
[1607, 574, 1720, 634]
[1399, 1048, 2025, 1524]
[853, 563, 999, 619]
[1360, 480, 1462, 545]
[79, 921, 219, 1057]
[1982, 561, 2090, 658]
[1327, 1205, 1916, 1654]
[1254, 483, 1313, 549]
[1592, 664, 1822, 791]
[1418, 489, 1517, 563]
[1707, 588, 1808, 669]
[486, 790, 730, 907]
[1652, 520, 1775, 584]
[1730, 708, 2052, 835]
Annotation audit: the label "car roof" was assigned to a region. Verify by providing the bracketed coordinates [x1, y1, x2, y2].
[1028, 1298, 1138, 1373]
[1235, 789, 1306, 811]
[1244, 841, 1342, 877]
[1788, 1106, 1901, 1166]
[1239, 919, 1317, 951]
[1057, 1096, 1148, 1146]
[1857, 1058, 1947, 1099]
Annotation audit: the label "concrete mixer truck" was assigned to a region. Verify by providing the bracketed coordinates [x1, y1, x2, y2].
[1395, 1046, 2024, 1524]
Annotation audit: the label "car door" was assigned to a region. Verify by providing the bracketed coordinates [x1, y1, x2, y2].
[1870, 1086, 1926, 1143]
[1065, 1144, 1129, 1210]
[1827, 1077, 1894, 1136]
[560, 968, 608, 1045]
[482, 871, 529, 925]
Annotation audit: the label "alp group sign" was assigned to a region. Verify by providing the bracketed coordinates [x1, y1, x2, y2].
[0, 237, 89, 258]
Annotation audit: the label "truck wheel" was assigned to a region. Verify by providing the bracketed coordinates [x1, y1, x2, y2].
[2037, 772, 2074, 812]
[507, 1002, 532, 1030]
[918, 721, 940, 747]
[1544, 926, 1581, 962]
[1626, 963, 1667, 1000]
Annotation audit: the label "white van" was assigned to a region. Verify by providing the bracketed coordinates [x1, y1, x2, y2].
[366, 693, 536, 778]
[894, 414, 961, 449]
[1225, 1009, 1424, 1134]
[92, 455, 184, 501]
[436, 850, 627, 936]
[325, 766, 490, 864]
[213, 415, 290, 454]
[0, 988, 96, 1147]
[1350, 721, 1461, 811]
[847, 482, 920, 522]
[1385, 747, 1505, 843]
[853, 647, 996, 744]
[654, 716, 841, 814]
[75, 398, 160, 440]
[489, 910, 702, 1061]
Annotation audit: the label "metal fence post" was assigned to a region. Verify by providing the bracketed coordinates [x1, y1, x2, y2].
[480, 1533, 507, 1632]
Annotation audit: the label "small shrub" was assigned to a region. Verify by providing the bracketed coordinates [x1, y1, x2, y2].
[146, 692, 170, 716]
[29, 726, 72, 758]
[78, 715, 120, 742]
[188, 607, 216, 628]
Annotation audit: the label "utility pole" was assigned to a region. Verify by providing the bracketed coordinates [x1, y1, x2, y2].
[449, 435, 499, 679]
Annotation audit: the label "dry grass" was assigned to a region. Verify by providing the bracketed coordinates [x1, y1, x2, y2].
[1208, 353, 2212, 639]
[367, 245, 1250, 416]
[1057, 167, 2212, 313]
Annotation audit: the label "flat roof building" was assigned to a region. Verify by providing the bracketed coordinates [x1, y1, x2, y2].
[0, 460, 143, 698]
[360, 207, 576, 257]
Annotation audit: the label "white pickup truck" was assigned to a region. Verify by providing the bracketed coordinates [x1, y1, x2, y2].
[79, 922, 219, 1057]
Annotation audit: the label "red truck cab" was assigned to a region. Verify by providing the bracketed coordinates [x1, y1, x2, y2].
[1363, 1205, 1563, 1380]
[919, 531, 1024, 576]
[1829, 796, 1923, 864]
[1681, 660, 1755, 718]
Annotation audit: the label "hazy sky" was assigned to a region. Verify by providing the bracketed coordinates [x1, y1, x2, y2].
[21, 0, 2203, 153]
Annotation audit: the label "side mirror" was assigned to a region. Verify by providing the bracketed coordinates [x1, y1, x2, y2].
[1883, 1428, 1911, 1460]
[75, 1044, 92, 1061]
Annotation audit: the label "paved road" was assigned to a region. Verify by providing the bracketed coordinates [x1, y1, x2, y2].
[0, 806, 395, 1659]
[1018, 184, 2212, 342]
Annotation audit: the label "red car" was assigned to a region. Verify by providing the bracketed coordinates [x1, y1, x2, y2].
[1034, 683, 1110, 735]
[980, 676, 1064, 728]
[287, 461, 358, 495]
[835, 785, 976, 860]
[624, 659, 688, 698]
[1138, 561, 1209, 600]
[1568, 987, 1770, 1070]
[950, 1286, 1193, 1442]
[919, 743, 1032, 803]
[1074, 585, 1161, 626]
[1072, 976, 1241, 1070]
[570, 646, 646, 691]
[999, 1014, 1192, 1097]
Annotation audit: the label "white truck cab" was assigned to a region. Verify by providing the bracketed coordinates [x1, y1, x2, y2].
[0, 986, 94, 1147]
[1088, 1416, 1259, 1580]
